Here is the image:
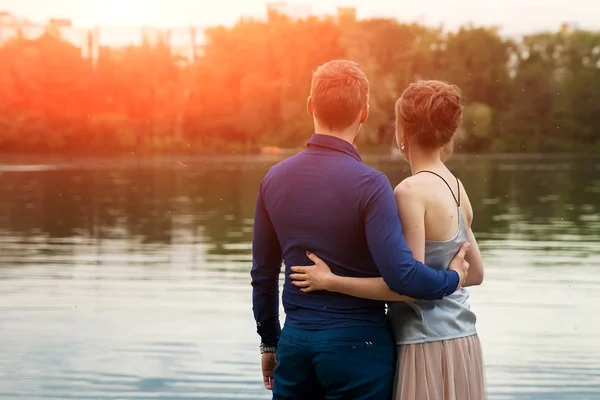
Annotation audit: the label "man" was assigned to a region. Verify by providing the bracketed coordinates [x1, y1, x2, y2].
[251, 60, 469, 399]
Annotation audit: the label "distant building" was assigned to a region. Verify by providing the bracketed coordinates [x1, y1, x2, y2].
[488, 26, 499, 35]
[337, 7, 357, 24]
[267, 2, 312, 20]
[49, 18, 72, 27]
[560, 22, 579, 33]
[0, 11, 25, 26]
[0, 11, 33, 44]
[169, 27, 206, 63]
[0, 11, 11, 21]
[0, 13, 206, 66]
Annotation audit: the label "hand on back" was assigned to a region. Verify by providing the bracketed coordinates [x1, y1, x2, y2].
[290, 251, 333, 292]
[448, 242, 470, 288]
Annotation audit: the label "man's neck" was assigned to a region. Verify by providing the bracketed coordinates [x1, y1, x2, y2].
[314, 130, 356, 145]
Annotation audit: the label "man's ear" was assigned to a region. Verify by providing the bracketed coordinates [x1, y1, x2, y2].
[359, 105, 369, 124]
[307, 96, 314, 117]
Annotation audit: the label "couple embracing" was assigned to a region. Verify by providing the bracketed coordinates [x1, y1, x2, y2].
[251, 60, 485, 400]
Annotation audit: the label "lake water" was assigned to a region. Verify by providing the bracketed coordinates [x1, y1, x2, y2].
[0, 154, 599, 400]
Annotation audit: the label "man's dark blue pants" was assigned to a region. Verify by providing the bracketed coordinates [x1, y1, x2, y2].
[272, 325, 396, 400]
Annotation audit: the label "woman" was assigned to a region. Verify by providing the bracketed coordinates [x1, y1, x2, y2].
[290, 80, 485, 400]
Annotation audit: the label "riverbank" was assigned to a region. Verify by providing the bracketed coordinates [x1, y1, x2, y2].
[0, 151, 597, 172]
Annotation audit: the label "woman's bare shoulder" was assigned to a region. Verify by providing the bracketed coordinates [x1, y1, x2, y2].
[393, 174, 433, 199]
[458, 179, 474, 226]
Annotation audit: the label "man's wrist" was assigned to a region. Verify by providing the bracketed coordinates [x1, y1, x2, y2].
[260, 343, 278, 354]
[446, 270, 460, 295]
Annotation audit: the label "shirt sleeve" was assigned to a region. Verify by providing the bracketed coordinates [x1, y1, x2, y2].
[250, 184, 283, 346]
[362, 172, 459, 300]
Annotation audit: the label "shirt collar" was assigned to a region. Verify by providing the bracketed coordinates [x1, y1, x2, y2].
[306, 134, 363, 163]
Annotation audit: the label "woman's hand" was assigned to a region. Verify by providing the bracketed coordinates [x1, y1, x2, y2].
[290, 252, 335, 292]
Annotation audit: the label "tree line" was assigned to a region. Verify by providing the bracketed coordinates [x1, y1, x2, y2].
[1, 15, 600, 154]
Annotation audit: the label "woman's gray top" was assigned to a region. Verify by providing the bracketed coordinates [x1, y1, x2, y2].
[387, 171, 477, 345]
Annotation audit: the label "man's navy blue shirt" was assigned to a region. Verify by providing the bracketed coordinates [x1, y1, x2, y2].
[251, 134, 460, 346]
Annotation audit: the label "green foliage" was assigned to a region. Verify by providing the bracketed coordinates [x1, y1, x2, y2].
[0, 19, 599, 153]
[459, 102, 493, 151]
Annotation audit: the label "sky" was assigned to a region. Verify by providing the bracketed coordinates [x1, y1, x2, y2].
[0, 0, 597, 36]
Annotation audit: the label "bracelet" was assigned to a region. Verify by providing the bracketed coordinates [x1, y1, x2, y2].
[260, 344, 278, 354]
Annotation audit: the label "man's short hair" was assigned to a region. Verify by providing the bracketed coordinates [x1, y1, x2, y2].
[310, 60, 369, 130]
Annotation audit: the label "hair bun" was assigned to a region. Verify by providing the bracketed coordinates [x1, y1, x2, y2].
[427, 84, 462, 147]
[397, 80, 463, 150]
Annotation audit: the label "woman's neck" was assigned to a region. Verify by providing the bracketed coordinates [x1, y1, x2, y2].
[407, 145, 445, 175]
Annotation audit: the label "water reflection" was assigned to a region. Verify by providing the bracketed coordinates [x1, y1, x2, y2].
[0, 155, 599, 399]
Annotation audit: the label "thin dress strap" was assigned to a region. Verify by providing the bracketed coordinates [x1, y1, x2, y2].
[414, 170, 460, 207]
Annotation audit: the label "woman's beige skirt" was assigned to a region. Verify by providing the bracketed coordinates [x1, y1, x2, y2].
[394, 334, 486, 400]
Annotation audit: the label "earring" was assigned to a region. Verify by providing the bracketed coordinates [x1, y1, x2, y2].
[400, 142, 405, 151]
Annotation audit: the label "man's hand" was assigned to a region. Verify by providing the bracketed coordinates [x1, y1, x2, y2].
[261, 352, 277, 390]
[448, 242, 470, 289]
